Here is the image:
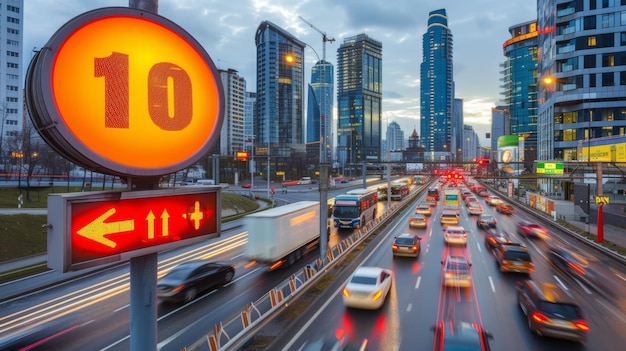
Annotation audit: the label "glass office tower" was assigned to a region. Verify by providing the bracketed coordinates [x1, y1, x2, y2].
[337, 34, 383, 170]
[307, 59, 334, 163]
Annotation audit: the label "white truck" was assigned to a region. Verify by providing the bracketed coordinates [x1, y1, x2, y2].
[244, 201, 324, 270]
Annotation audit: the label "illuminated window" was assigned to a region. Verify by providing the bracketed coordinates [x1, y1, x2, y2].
[564, 129, 577, 141]
[588, 36, 597, 46]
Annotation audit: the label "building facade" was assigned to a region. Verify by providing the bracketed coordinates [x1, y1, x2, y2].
[420, 8, 454, 160]
[255, 21, 305, 158]
[306, 59, 334, 163]
[218, 69, 246, 156]
[452, 98, 464, 161]
[502, 20, 539, 167]
[0, 0, 23, 167]
[386, 121, 405, 151]
[336, 34, 383, 168]
[537, 0, 626, 161]
[462, 124, 480, 162]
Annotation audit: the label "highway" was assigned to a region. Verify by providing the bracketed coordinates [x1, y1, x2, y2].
[0, 179, 625, 350]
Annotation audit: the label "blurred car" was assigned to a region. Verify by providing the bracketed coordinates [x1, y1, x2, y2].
[444, 225, 467, 245]
[440, 210, 460, 226]
[468, 203, 483, 216]
[484, 229, 512, 250]
[516, 221, 549, 239]
[477, 190, 490, 197]
[476, 214, 496, 229]
[408, 214, 428, 229]
[392, 233, 422, 257]
[157, 260, 235, 303]
[0, 314, 79, 350]
[464, 196, 478, 206]
[431, 320, 492, 351]
[426, 195, 438, 207]
[517, 279, 589, 342]
[486, 195, 503, 206]
[241, 183, 252, 188]
[442, 255, 472, 288]
[416, 203, 432, 216]
[496, 204, 514, 215]
[495, 243, 534, 274]
[342, 266, 393, 310]
[547, 246, 617, 296]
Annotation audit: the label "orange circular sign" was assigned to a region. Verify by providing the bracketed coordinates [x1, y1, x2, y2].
[26, 7, 223, 177]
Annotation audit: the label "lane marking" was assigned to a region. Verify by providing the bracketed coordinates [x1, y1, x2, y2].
[573, 278, 592, 294]
[595, 298, 626, 324]
[407, 303, 413, 312]
[476, 242, 481, 253]
[488, 276, 495, 293]
[415, 276, 421, 290]
[553, 275, 574, 298]
[114, 304, 129, 313]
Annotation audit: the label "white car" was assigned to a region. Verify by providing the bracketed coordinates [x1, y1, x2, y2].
[444, 225, 468, 245]
[468, 203, 483, 215]
[342, 266, 393, 310]
[486, 195, 503, 206]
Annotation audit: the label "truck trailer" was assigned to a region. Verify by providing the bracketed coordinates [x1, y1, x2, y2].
[243, 201, 322, 270]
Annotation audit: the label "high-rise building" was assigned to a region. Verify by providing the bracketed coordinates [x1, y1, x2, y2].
[502, 20, 538, 168]
[463, 124, 480, 162]
[0, 0, 23, 156]
[337, 34, 383, 168]
[255, 21, 305, 158]
[386, 121, 405, 151]
[491, 106, 509, 153]
[420, 8, 454, 160]
[306, 59, 334, 163]
[537, 0, 626, 161]
[452, 98, 464, 161]
[244, 92, 257, 146]
[218, 69, 246, 156]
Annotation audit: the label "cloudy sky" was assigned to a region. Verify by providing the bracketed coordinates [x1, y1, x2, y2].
[24, 0, 536, 146]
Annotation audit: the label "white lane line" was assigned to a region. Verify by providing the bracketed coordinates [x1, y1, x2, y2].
[476, 242, 482, 253]
[114, 304, 129, 313]
[615, 273, 626, 283]
[488, 276, 495, 293]
[595, 298, 626, 324]
[553, 275, 574, 298]
[415, 276, 422, 290]
[573, 278, 592, 294]
[407, 303, 413, 312]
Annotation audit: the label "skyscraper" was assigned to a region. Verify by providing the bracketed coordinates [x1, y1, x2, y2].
[306, 59, 334, 163]
[337, 34, 383, 169]
[386, 121, 405, 151]
[420, 9, 454, 160]
[255, 21, 305, 158]
[218, 69, 246, 156]
[0, 0, 23, 155]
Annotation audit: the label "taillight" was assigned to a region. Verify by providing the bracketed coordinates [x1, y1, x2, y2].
[412, 246, 418, 252]
[574, 320, 590, 332]
[372, 290, 383, 301]
[171, 284, 185, 293]
[567, 262, 585, 275]
[342, 288, 350, 298]
[531, 311, 550, 323]
[392, 244, 399, 250]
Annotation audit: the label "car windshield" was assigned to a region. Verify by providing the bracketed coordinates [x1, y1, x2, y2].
[503, 251, 531, 261]
[396, 237, 415, 245]
[448, 229, 465, 235]
[350, 275, 377, 285]
[538, 302, 581, 319]
[446, 262, 469, 272]
[164, 266, 194, 280]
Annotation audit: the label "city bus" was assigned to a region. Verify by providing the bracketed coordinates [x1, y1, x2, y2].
[333, 188, 378, 229]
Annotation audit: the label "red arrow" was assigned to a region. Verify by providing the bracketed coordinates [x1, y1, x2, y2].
[76, 208, 135, 248]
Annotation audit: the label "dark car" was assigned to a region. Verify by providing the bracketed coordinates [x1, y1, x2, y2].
[495, 243, 534, 274]
[484, 230, 512, 250]
[157, 260, 235, 303]
[431, 320, 492, 351]
[392, 233, 421, 258]
[516, 221, 549, 239]
[476, 214, 496, 229]
[517, 279, 589, 342]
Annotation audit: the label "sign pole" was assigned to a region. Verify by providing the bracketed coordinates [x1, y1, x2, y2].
[597, 202, 604, 244]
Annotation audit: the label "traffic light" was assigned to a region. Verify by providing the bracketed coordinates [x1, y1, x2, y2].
[478, 158, 489, 167]
[235, 151, 249, 161]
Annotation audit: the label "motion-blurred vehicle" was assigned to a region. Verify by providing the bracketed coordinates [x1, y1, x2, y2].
[442, 255, 472, 288]
[426, 195, 438, 207]
[468, 203, 483, 215]
[476, 214, 497, 229]
[496, 204, 514, 215]
[486, 195, 503, 206]
[517, 280, 589, 342]
[431, 320, 492, 351]
[484, 230, 512, 250]
[516, 221, 549, 239]
[440, 210, 460, 226]
[547, 246, 617, 297]
[495, 243, 534, 274]
[427, 187, 440, 200]
[392, 233, 422, 258]
[157, 261, 235, 303]
[477, 190, 489, 197]
[241, 183, 252, 188]
[408, 214, 428, 229]
[416, 202, 432, 216]
[444, 225, 467, 245]
[0, 314, 79, 350]
[342, 266, 393, 310]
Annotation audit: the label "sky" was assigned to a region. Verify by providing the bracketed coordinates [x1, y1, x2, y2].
[23, 0, 537, 147]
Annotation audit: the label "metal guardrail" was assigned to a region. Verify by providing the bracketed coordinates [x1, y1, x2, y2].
[183, 181, 426, 351]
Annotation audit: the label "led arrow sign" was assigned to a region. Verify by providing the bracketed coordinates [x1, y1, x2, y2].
[48, 187, 220, 272]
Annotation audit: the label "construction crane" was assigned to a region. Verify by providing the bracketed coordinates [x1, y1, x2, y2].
[298, 15, 335, 61]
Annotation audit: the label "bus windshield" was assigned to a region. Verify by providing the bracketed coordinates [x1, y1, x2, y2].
[334, 206, 359, 219]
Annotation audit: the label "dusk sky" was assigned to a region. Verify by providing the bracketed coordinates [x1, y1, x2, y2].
[24, 0, 537, 146]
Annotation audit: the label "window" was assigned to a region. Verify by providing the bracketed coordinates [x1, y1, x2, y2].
[6, 39, 18, 46]
[603, 0, 615, 7]
[602, 72, 615, 86]
[6, 51, 19, 57]
[6, 97, 18, 102]
[584, 54, 596, 68]
[602, 13, 615, 27]
[6, 85, 18, 91]
[590, 73, 597, 87]
[7, 28, 19, 35]
[621, 71, 626, 85]
[6, 16, 19, 24]
[6, 62, 18, 69]
[622, 32, 626, 45]
[588, 36, 597, 46]
[622, 11, 626, 25]
[7, 5, 20, 13]
[603, 54, 615, 66]
[584, 15, 596, 30]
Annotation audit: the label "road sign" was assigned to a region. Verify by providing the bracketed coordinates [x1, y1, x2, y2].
[25, 7, 224, 177]
[48, 187, 220, 272]
[595, 196, 610, 204]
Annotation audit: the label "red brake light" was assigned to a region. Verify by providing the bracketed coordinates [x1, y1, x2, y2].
[574, 320, 590, 332]
[412, 246, 418, 252]
[392, 244, 399, 250]
[567, 262, 585, 275]
[531, 311, 549, 323]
